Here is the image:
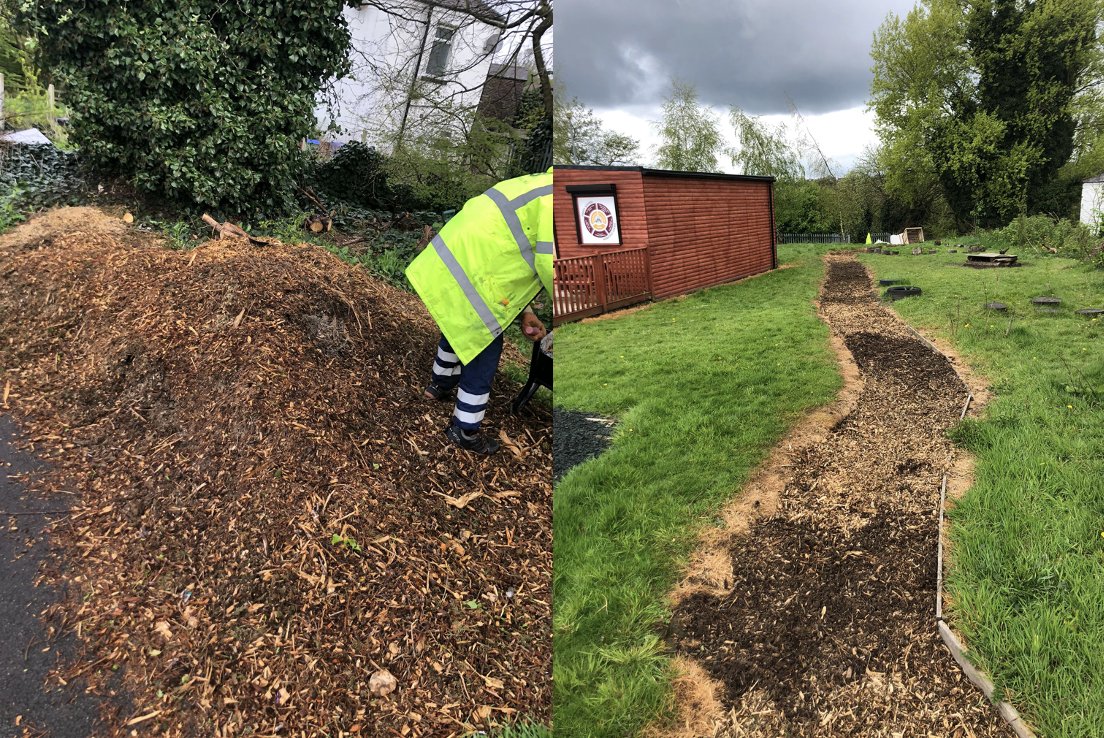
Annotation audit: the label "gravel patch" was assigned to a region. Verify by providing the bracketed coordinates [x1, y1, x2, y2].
[553, 409, 615, 483]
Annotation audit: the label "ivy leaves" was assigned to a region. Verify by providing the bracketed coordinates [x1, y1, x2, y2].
[23, 1, 356, 214]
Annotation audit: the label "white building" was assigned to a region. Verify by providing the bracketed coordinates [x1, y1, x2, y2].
[318, 0, 510, 149]
[1080, 174, 1104, 234]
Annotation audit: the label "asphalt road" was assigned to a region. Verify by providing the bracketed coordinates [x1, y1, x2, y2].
[0, 414, 99, 738]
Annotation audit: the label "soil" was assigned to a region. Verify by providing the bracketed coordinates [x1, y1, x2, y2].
[551, 409, 615, 483]
[0, 208, 551, 737]
[670, 255, 1006, 737]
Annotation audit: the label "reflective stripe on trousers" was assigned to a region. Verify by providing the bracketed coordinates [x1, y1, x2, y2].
[432, 341, 461, 379]
[430, 334, 505, 431]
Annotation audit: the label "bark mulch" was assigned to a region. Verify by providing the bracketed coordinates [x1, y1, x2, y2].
[0, 207, 551, 737]
[551, 409, 614, 483]
[671, 254, 1007, 737]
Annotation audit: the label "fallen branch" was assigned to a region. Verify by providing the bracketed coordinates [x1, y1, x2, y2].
[200, 214, 269, 246]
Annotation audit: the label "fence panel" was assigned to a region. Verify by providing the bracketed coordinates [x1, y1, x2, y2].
[779, 232, 852, 244]
[554, 247, 651, 325]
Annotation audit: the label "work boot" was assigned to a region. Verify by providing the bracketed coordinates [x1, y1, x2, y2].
[445, 423, 500, 455]
[424, 380, 454, 401]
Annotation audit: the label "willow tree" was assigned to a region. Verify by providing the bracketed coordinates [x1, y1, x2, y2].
[654, 80, 723, 173]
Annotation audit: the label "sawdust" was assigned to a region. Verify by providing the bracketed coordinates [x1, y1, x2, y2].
[0, 207, 551, 736]
[0, 206, 130, 247]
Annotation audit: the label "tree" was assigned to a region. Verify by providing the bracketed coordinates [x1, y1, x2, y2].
[654, 80, 723, 172]
[338, 1, 552, 152]
[20, 1, 356, 213]
[554, 94, 640, 166]
[728, 107, 803, 180]
[871, 0, 1103, 229]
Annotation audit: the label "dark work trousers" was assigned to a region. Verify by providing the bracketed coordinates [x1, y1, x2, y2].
[431, 333, 505, 431]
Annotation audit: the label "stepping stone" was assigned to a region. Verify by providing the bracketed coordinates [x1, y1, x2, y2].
[1076, 308, 1104, 317]
[985, 302, 1008, 311]
[1032, 296, 1061, 305]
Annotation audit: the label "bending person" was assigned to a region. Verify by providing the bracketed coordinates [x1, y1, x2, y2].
[406, 169, 553, 454]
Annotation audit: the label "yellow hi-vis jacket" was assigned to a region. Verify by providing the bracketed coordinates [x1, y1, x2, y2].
[406, 170, 553, 365]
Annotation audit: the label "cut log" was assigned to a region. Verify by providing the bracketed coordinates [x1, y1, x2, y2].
[304, 214, 333, 234]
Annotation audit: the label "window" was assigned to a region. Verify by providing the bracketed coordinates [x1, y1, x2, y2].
[424, 25, 456, 78]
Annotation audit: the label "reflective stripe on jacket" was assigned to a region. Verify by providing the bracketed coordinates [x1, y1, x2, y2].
[406, 170, 554, 365]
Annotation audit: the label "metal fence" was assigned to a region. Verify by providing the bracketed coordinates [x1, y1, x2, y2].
[778, 232, 852, 244]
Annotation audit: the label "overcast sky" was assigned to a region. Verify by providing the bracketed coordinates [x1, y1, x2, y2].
[555, 0, 918, 173]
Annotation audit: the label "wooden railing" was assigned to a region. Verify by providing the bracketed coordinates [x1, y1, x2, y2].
[553, 247, 652, 325]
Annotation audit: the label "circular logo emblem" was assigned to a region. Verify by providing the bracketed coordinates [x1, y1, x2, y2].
[583, 202, 615, 239]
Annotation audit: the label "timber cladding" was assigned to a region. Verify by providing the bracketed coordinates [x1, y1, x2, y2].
[554, 168, 649, 257]
[553, 166, 776, 306]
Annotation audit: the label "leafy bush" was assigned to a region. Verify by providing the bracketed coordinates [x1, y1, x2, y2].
[998, 214, 1099, 259]
[383, 134, 495, 213]
[20, 1, 354, 215]
[312, 142, 396, 210]
[311, 137, 491, 214]
[0, 183, 25, 232]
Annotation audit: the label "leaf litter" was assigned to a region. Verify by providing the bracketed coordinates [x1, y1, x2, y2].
[0, 207, 551, 737]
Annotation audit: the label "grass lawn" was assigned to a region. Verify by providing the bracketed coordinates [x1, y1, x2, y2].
[552, 244, 843, 736]
[858, 247, 1104, 738]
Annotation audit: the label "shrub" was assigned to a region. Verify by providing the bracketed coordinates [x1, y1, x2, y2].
[312, 142, 396, 210]
[20, 1, 355, 215]
[999, 214, 1099, 259]
[384, 134, 495, 213]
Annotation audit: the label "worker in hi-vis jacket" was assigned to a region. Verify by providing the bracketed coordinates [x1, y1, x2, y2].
[405, 169, 553, 455]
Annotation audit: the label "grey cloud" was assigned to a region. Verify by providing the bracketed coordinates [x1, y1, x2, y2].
[555, 0, 917, 115]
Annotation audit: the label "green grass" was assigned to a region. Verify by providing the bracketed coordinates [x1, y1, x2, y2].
[858, 247, 1104, 738]
[492, 721, 552, 738]
[553, 245, 844, 737]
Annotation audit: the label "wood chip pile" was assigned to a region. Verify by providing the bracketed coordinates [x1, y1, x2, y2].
[0, 208, 551, 737]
